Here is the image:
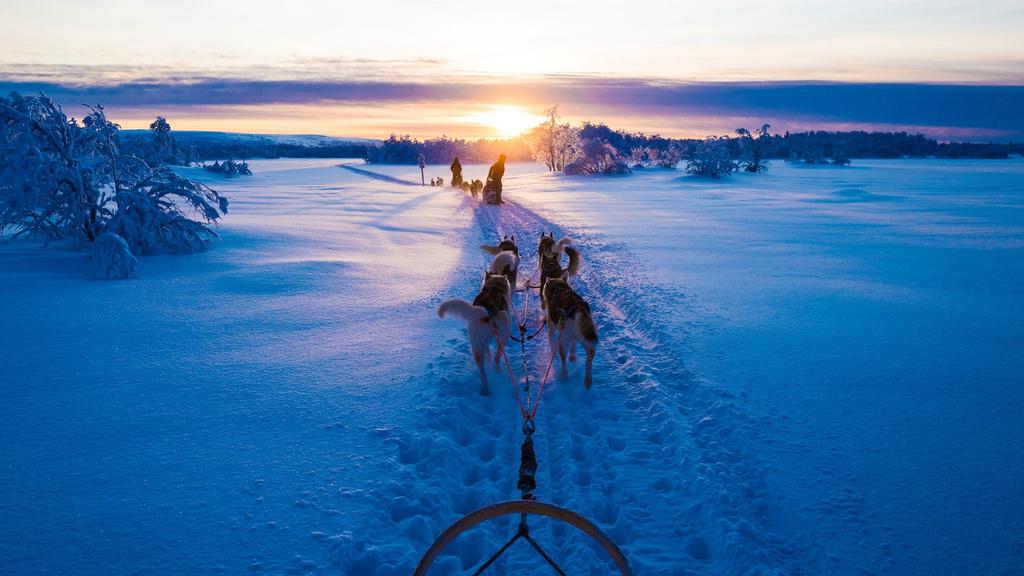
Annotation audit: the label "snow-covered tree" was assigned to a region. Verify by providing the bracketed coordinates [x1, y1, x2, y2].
[525, 106, 580, 172]
[629, 146, 657, 168]
[0, 92, 107, 242]
[0, 92, 228, 259]
[148, 116, 174, 163]
[629, 145, 682, 169]
[736, 123, 772, 173]
[564, 137, 631, 175]
[686, 136, 736, 178]
[202, 160, 252, 178]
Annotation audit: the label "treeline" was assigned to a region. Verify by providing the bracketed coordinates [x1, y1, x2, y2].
[108, 108, 1023, 168]
[364, 134, 532, 164]
[755, 131, 1021, 160]
[363, 120, 1021, 172]
[119, 134, 370, 164]
[579, 124, 1022, 162]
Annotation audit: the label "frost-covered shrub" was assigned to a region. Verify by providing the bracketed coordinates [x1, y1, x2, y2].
[686, 136, 736, 178]
[736, 124, 772, 173]
[629, 146, 656, 168]
[203, 160, 252, 178]
[564, 138, 631, 175]
[630, 145, 679, 168]
[92, 232, 137, 279]
[0, 92, 228, 258]
[628, 146, 682, 169]
[0, 92, 106, 241]
[106, 169, 228, 254]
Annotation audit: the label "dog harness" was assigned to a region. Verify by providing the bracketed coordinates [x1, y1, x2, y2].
[473, 283, 508, 321]
[498, 239, 519, 256]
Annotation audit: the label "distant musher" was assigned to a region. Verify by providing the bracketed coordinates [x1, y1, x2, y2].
[482, 154, 506, 204]
[450, 157, 463, 187]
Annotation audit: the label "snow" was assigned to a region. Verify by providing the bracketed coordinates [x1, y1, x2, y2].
[92, 232, 137, 279]
[1, 157, 1022, 575]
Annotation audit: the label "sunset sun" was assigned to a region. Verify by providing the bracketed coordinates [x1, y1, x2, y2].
[472, 105, 543, 137]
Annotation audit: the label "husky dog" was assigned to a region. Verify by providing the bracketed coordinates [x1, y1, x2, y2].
[436, 177, 444, 187]
[481, 235, 520, 290]
[543, 278, 598, 387]
[462, 181, 473, 195]
[470, 179, 484, 197]
[438, 273, 513, 395]
[537, 233, 580, 309]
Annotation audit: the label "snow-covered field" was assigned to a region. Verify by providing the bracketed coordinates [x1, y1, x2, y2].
[1, 157, 1022, 575]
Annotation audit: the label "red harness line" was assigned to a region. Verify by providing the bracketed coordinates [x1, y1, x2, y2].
[501, 343, 556, 420]
[497, 266, 558, 421]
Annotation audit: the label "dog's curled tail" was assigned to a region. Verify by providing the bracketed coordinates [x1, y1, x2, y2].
[564, 246, 582, 277]
[553, 237, 574, 253]
[480, 244, 502, 256]
[438, 299, 489, 322]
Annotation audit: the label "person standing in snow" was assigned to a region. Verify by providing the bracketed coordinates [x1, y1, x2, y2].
[450, 157, 463, 187]
[482, 154, 506, 204]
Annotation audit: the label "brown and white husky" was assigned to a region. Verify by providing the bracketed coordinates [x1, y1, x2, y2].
[438, 272, 513, 395]
[537, 233, 580, 309]
[481, 235, 520, 290]
[542, 277, 598, 387]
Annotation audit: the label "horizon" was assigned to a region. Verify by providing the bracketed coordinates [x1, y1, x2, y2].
[2, 1, 1023, 140]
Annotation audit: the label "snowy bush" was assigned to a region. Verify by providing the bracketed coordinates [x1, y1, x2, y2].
[685, 136, 736, 178]
[91, 232, 137, 279]
[630, 145, 682, 169]
[203, 160, 252, 178]
[629, 146, 657, 168]
[736, 124, 772, 173]
[0, 92, 228, 260]
[563, 137, 631, 175]
[656, 146, 683, 169]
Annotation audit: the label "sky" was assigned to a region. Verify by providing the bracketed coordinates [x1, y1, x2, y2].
[1, 0, 1023, 140]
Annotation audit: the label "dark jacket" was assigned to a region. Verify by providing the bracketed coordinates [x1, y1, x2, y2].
[486, 160, 505, 191]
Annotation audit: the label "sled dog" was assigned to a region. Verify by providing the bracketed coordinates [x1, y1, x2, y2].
[537, 232, 580, 308]
[481, 235, 521, 290]
[543, 278, 598, 387]
[438, 273, 513, 395]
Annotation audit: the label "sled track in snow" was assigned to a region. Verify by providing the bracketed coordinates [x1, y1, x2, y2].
[340, 164, 421, 186]
[336, 171, 825, 574]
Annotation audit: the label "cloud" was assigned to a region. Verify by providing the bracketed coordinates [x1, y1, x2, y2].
[1, 71, 1021, 141]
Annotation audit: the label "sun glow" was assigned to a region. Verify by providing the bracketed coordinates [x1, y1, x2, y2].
[469, 105, 544, 138]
